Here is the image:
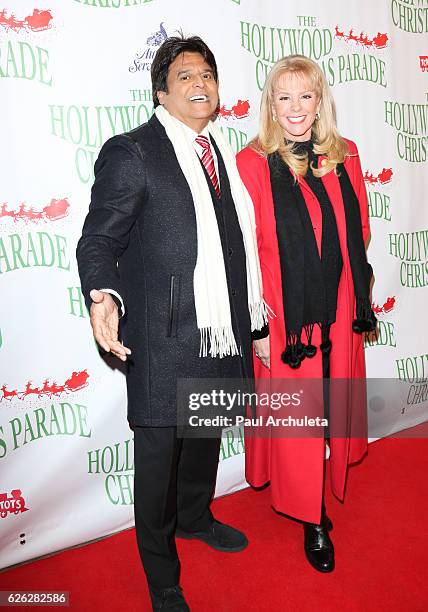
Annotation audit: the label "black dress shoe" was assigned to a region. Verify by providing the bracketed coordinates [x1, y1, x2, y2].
[149, 585, 190, 611]
[303, 515, 334, 573]
[176, 519, 248, 552]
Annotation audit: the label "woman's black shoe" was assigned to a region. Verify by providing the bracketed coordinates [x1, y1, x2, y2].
[303, 515, 334, 573]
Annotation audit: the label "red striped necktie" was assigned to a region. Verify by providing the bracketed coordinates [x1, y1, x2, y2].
[195, 134, 221, 197]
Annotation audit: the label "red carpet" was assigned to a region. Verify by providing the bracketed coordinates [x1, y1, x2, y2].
[1, 438, 427, 611]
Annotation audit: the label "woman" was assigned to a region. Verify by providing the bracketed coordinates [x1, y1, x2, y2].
[237, 55, 376, 573]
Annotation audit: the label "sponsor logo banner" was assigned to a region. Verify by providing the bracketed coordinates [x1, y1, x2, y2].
[129, 22, 168, 72]
[0, 489, 28, 519]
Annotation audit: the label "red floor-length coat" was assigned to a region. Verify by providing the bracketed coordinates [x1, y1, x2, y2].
[237, 139, 369, 524]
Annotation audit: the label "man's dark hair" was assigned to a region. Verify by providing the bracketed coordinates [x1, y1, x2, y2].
[151, 35, 218, 107]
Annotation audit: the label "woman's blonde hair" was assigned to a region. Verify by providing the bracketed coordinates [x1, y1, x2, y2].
[254, 55, 348, 177]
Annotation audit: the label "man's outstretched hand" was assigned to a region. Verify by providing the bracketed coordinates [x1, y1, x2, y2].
[89, 289, 131, 361]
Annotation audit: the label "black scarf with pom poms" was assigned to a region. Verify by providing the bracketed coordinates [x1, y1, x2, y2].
[268, 141, 376, 369]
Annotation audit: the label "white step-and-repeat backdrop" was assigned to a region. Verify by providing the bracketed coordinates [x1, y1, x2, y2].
[1, 0, 427, 568]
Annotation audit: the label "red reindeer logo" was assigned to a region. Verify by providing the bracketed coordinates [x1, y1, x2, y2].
[335, 25, 345, 39]
[364, 171, 378, 185]
[218, 105, 233, 118]
[39, 379, 64, 398]
[358, 33, 373, 49]
[348, 28, 359, 43]
[0, 385, 18, 401]
[0, 10, 24, 31]
[19, 381, 44, 400]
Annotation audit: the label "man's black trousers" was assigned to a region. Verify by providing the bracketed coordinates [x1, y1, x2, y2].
[133, 426, 221, 588]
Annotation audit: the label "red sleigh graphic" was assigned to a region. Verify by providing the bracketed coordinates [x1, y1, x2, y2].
[372, 297, 396, 315]
[0, 198, 70, 223]
[0, 490, 28, 519]
[42, 198, 70, 220]
[363, 168, 393, 186]
[372, 32, 388, 49]
[63, 370, 90, 393]
[0, 8, 53, 33]
[24, 8, 53, 31]
[335, 26, 388, 49]
[1, 371, 89, 401]
[218, 100, 250, 120]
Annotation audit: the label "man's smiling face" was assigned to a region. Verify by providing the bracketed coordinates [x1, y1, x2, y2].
[157, 51, 219, 132]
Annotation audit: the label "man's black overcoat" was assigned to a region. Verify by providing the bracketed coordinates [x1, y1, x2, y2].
[77, 115, 253, 426]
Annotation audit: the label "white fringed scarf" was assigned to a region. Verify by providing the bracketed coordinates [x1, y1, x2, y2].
[155, 105, 269, 358]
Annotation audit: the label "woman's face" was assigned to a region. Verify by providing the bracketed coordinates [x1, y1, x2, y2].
[271, 72, 320, 142]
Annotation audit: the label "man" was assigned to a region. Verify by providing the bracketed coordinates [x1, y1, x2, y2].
[77, 36, 267, 611]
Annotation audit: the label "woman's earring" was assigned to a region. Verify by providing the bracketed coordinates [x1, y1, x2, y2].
[272, 114, 277, 122]
[315, 111, 320, 120]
